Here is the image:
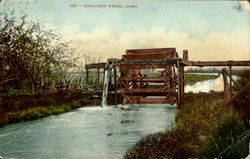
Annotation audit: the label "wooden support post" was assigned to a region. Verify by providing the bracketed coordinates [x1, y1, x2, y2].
[114, 66, 118, 105]
[97, 68, 100, 84]
[109, 68, 112, 85]
[229, 66, 232, 97]
[224, 81, 250, 107]
[103, 67, 105, 83]
[177, 60, 182, 108]
[86, 68, 89, 88]
[222, 68, 230, 104]
[183, 50, 188, 60]
[181, 66, 184, 106]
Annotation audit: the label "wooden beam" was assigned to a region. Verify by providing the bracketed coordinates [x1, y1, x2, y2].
[114, 66, 118, 106]
[222, 68, 230, 104]
[97, 68, 100, 84]
[122, 53, 174, 60]
[229, 66, 232, 96]
[103, 68, 105, 84]
[222, 69, 240, 90]
[116, 58, 180, 66]
[177, 59, 181, 108]
[120, 88, 172, 96]
[224, 81, 250, 107]
[191, 61, 250, 66]
[180, 59, 192, 66]
[85, 62, 106, 69]
[119, 76, 171, 80]
[126, 48, 176, 54]
[120, 64, 173, 69]
[181, 66, 184, 106]
[183, 50, 188, 60]
[86, 60, 250, 69]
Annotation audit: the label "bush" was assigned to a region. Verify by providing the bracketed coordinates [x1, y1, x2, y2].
[198, 112, 249, 159]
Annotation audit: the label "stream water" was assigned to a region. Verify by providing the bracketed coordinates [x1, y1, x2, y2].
[0, 105, 176, 159]
[185, 73, 238, 93]
[0, 73, 234, 159]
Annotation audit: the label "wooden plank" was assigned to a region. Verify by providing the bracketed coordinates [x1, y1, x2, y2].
[120, 79, 166, 83]
[180, 59, 192, 66]
[229, 66, 232, 97]
[222, 69, 230, 104]
[120, 88, 171, 96]
[116, 58, 180, 66]
[126, 48, 176, 54]
[223, 68, 240, 90]
[119, 76, 171, 80]
[122, 93, 135, 104]
[85, 62, 106, 69]
[224, 81, 250, 107]
[114, 66, 117, 105]
[122, 53, 173, 60]
[119, 64, 173, 69]
[177, 59, 181, 108]
[181, 66, 184, 106]
[183, 50, 188, 60]
[103, 68, 105, 84]
[97, 68, 100, 84]
[126, 97, 174, 104]
[191, 61, 250, 66]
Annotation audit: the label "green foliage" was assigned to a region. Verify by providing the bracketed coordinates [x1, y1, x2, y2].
[0, 90, 102, 126]
[6, 102, 78, 123]
[0, 11, 76, 94]
[198, 112, 249, 159]
[184, 74, 218, 85]
[236, 69, 250, 90]
[0, 88, 32, 96]
[233, 69, 250, 126]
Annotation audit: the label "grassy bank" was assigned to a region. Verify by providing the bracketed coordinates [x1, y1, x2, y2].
[124, 95, 249, 159]
[124, 96, 224, 158]
[184, 74, 218, 85]
[0, 90, 101, 126]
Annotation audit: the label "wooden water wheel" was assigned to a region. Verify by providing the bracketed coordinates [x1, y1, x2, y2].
[118, 48, 178, 104]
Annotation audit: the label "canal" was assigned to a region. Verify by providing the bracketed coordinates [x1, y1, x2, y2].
[0, 73, 237, 159]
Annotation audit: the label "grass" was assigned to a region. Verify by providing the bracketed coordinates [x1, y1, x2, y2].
[0, 87, 33, 96]
[0, 91, 101, 126]
[5, 101, 79, 123]
[184, 74, 218, 85]
[198, 112, 249, 159]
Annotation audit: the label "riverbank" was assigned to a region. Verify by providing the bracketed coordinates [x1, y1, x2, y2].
[124, 96, 224, 158]
[124, 94, 249, 159]
[0, 90, 101, 127]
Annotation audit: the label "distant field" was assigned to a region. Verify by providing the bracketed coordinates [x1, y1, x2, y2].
[184, 74, 218, 85]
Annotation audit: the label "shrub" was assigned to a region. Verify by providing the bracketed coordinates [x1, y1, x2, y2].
[198, 112, 249, 159]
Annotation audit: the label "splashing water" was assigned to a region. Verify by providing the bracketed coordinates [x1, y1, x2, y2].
[102, 64, 111, 107]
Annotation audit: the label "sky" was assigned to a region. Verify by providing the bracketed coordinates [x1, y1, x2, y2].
[0, 0, 249, 64]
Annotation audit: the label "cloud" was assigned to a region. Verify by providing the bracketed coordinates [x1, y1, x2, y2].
[64, 26, 249, 64]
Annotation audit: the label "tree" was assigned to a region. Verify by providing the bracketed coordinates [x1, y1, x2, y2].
[0, 12, 76, 94]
